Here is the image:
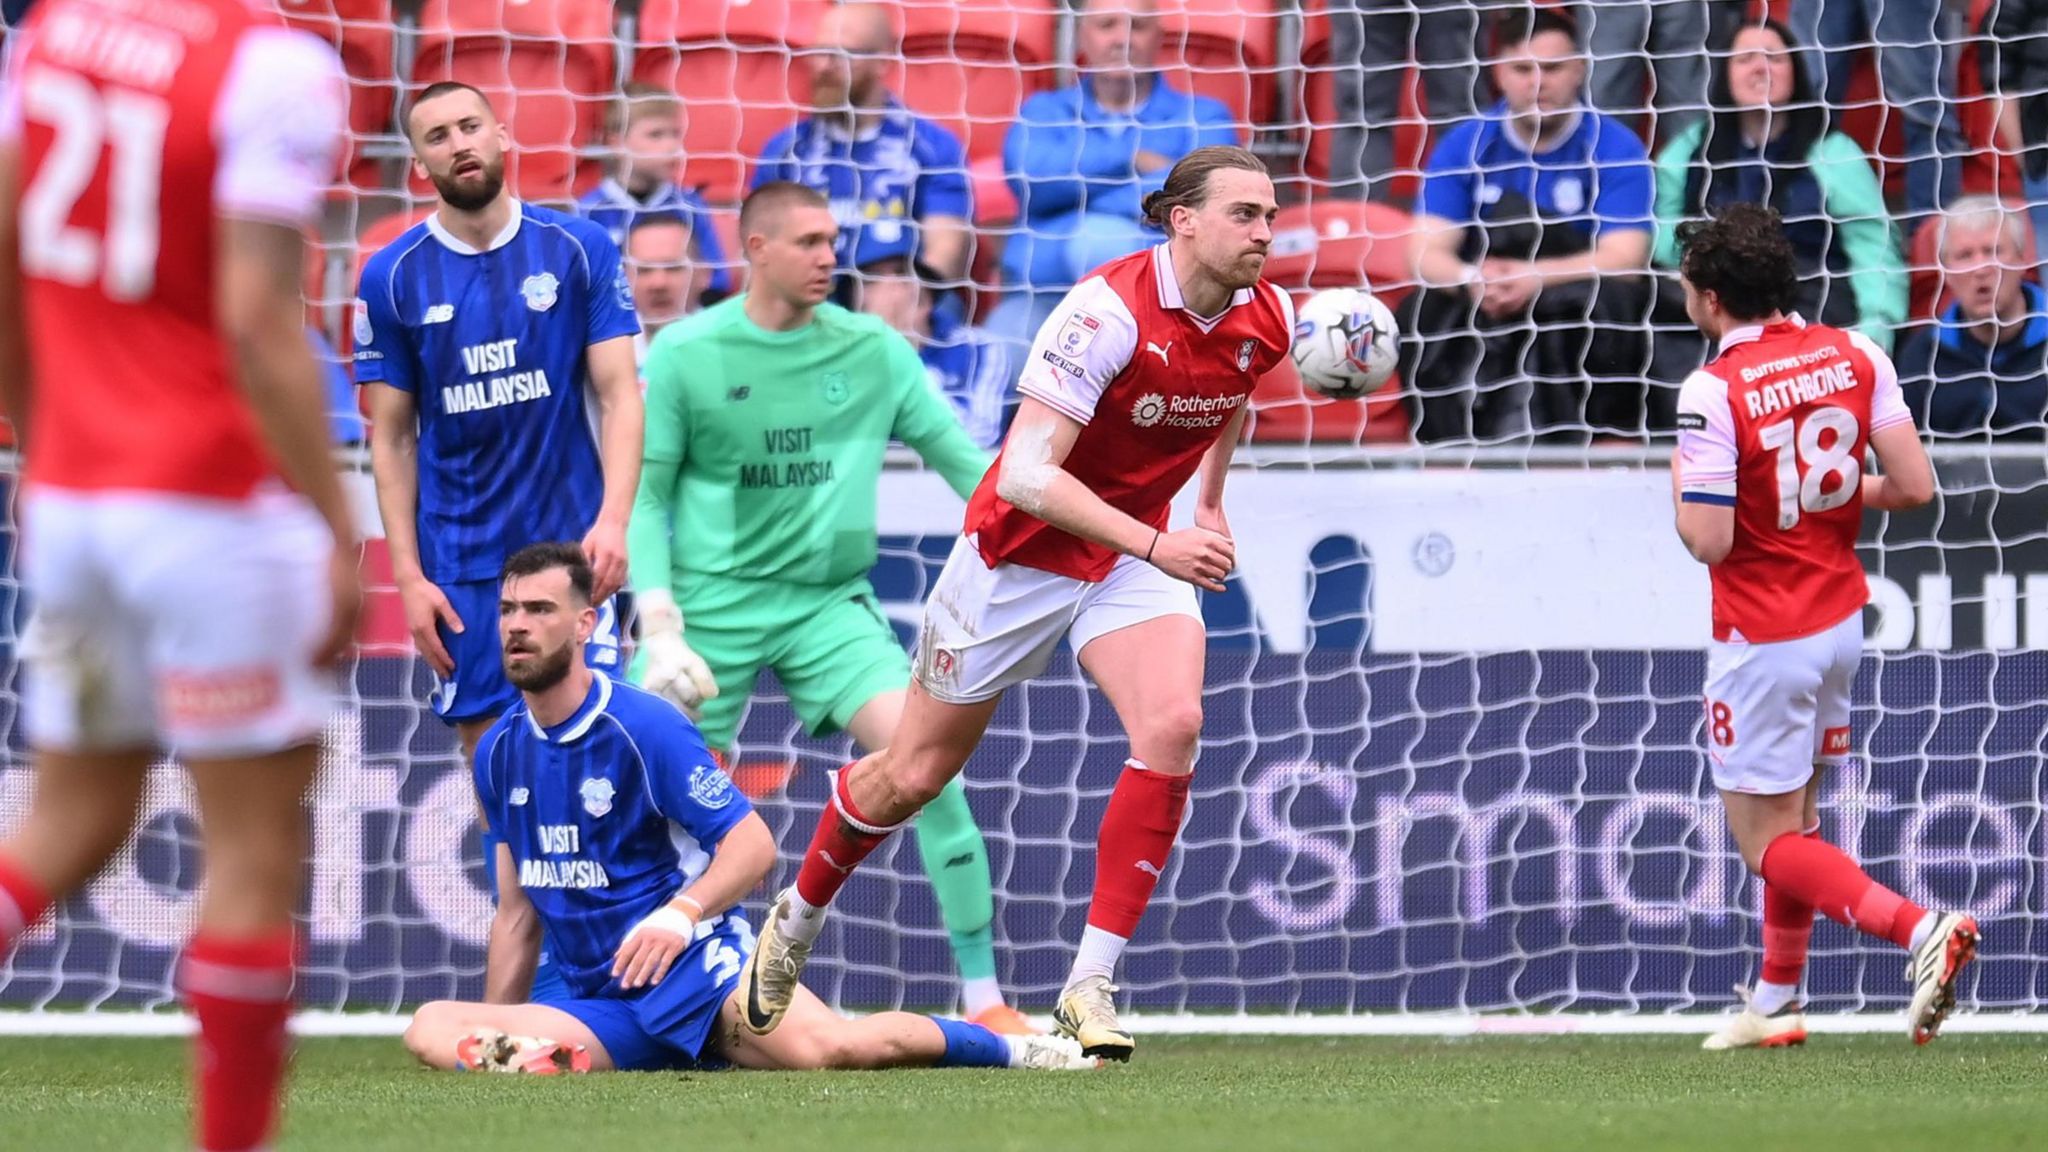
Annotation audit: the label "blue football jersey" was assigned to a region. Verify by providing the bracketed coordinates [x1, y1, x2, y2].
[752, 101, 970, 270]
[474, 671, 752, 999]
[354, 202, 641, 584]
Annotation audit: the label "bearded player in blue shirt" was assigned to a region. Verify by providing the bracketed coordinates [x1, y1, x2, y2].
[402, 544, 1094, 1074]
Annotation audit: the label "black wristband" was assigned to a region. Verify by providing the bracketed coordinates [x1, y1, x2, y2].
[1144, 529, 1160, 563]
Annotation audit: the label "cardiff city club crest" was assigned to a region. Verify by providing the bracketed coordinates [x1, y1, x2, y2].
[1237, 339, 1257, 371]
[579, 777, 615, 818]
[521, 272, 559, 313]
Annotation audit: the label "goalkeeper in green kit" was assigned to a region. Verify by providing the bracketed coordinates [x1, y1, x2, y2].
[627, 182, 1032, 1033]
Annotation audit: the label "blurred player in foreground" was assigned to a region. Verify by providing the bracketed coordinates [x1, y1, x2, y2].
[402, 544, 1094, 1073]
[1671, 203, 1976, 1050]
[737, 146, 1294, 1062]
[0, 1, 358, 1148]
[628, 182, 1029, 1032]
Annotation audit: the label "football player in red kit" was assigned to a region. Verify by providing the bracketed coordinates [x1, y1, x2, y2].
[1671, 204, 1975, 1051]
[0, 1, 357, 1148]
[736, 146, 1293, 1062]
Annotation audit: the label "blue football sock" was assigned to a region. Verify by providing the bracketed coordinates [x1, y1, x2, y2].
[931, 1017, 1010, 1068]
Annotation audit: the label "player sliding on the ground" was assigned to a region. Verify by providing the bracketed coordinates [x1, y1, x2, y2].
[1670, 203, 1977, 1050]
[736, 145, 1294, 1062]
[627, 181, 1030, 1033]
[403, 544, 1094, 1073]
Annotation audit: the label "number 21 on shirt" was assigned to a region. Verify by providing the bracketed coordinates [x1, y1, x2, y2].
[18, 67, 168, 301]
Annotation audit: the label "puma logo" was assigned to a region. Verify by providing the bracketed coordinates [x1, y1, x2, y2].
[1135, 860, 1163, 878]
[943, 852, 977, 869]
[819, 850, 857, 876]
[1145, 340, 1172, 366]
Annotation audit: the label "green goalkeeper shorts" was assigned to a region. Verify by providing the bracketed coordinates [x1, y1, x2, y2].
[641, 576, 910, 752]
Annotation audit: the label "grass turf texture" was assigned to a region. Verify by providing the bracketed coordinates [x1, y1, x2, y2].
[5, 1034, 2046, 1151]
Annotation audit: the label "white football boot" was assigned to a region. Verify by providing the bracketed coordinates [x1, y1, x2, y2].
[1702, 986, 1809, 1051]
[1905, 911, 1979, 1045]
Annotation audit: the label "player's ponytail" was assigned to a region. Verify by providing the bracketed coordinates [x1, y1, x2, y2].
[1143, 145, 1268, 231]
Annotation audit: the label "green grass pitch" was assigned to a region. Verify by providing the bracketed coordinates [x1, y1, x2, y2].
[6, 1034, 2047, 1151]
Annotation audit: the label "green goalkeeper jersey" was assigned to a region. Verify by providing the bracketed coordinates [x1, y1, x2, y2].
[628, 297, 991, 602]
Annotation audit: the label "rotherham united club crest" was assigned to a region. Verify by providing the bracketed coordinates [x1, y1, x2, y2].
[1237, 339, 1257, 371]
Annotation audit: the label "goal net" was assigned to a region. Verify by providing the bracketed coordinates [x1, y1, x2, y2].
[2, 0, 2041, 1031]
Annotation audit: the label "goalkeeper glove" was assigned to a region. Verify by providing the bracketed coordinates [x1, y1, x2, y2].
[635, 588, 719, 721]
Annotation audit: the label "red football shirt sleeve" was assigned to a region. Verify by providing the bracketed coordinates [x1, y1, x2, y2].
[1015, 277, 1138, 425]
[211, 27, 346, 228]
[1675, 369, 1738, 505]
[1848, 330, 1913, 433]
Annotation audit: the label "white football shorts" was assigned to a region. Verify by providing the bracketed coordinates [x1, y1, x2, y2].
[912, 534, 1202, 704]
[1702, 610, 1862, 795]
[21, 485, 337, 758]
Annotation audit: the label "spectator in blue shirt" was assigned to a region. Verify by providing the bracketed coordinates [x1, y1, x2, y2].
[754, 2, 972, 293]
[1898, 197, 2048, 440]
[855, 254, 1014, 449]
[1403, 5, 1661, 443]
[579, 85, 731, 299]
[990, 0, 1239, 357]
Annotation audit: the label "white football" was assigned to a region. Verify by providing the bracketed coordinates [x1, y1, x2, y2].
[1290, 287, 1400, 399]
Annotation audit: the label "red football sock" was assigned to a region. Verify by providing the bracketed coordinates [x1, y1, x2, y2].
[793, 766, 900, 908]
[181, 930, 296, 1152]
[1760, 832, 1926, 950]
[0, 852, 51, 956]
[1760, 881, 1814, 986]
[1086, 761, 1192, 937]
[1759, 824, 1822, 986]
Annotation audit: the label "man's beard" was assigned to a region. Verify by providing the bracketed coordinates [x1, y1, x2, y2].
[504, 640, 575, 693]
[434, 158, 505, 212]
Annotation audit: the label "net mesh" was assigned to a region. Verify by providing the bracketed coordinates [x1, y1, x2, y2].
[3, 0, 2045, 1023]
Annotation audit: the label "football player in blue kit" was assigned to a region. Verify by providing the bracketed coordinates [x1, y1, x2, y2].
[401, 544, 1095, 1074]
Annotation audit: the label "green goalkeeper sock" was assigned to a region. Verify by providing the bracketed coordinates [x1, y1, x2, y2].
[913, 774, 1000, 988]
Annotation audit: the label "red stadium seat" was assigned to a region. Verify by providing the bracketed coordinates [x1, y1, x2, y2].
[412, 0, 615, 204]
[273, 0, 398, 192]
[898, 0, 1061, 163]
[1262, 200, 1419, 298]
[1247, 344, 1412, 444]
[634, 0, 827, 204]
[1907, 203, 2041, 321]
[1298, 4, 1426, 198]
[1158, 0, 1279, 128]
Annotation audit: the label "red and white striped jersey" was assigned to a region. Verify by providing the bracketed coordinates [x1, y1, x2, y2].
[1676, 314, 1913, 643]
[0, 0, 346, 499]
[966, 243, 1294, 581]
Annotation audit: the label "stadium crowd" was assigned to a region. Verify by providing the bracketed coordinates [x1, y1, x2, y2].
[269, 0, 2048, 446]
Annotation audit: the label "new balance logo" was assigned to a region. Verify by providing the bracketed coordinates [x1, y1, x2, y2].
[510, 787, 530, 806]
[1145, 340, 1173, 367]
[1135, 860, 1163, 878]
[422, 304, 454, 324]
[728, 386, 751, 401]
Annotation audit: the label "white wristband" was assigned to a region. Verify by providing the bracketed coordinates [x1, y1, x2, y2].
[627, 903, 697, 941]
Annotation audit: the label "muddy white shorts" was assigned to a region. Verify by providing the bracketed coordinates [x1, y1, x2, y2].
[1702, 611, 1862, 795]
[21, 486, 337, 758]
[912, 534, 1202, 704]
